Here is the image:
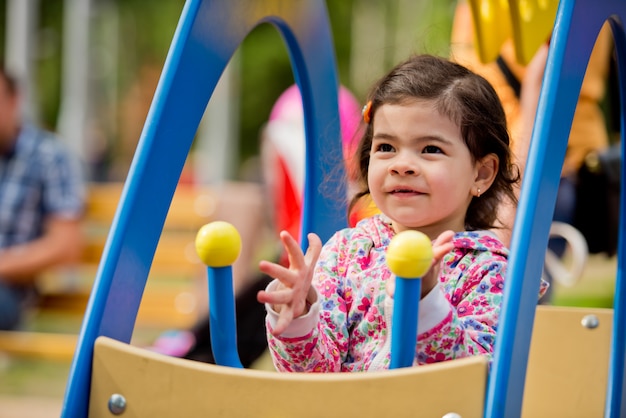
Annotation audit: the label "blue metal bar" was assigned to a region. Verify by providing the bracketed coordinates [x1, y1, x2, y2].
[390, 278, 421, 369]
[61, 0, 343, 416]
[605, 15, 626, 418]
[62, 1, 207, 415]
[208, 266, 242, 368]
[485, 0, 615, 416]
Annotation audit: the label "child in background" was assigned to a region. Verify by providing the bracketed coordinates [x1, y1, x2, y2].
[257, 54, 548, 372]
[450, 1, 614, 299]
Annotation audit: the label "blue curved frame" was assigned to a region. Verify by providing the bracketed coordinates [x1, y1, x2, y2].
[486, 1, 626, 417]
[61, 1, 345, 416]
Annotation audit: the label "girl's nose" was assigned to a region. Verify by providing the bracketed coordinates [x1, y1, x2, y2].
[390, 154, 418, 175]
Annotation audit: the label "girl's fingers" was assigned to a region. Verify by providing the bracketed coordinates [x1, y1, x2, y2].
[280, 230, 305, 268]
[256, 290, 271, 305]
[432, 230, 455, 261]
[304, 233, 323, 265]
[257, 288, 293, 305]
[259, 260, 289, 279]
[386, 279, 396, 298]
[258, 260, 302, 289]
[273, 308, 295, 336]
[260, 231, 323, 335]
[434, 230, 455, 246]
[432, 242, 454, 261]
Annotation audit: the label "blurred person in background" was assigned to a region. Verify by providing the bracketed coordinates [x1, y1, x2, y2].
[0, 66, 85, 330]
[450, 1, 614, 302]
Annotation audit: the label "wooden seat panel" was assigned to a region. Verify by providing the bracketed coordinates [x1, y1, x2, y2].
[89, 336, 489, 418]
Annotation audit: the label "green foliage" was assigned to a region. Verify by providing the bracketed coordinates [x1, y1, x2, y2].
[239, 25, 294, 166]
[37, 0, 64, 130]
[237, 1, 356, 168]
[115, 0, 184, 91]
[0, 0, 455, 179]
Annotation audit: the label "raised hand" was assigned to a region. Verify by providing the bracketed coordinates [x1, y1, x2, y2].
[257, 231, 322, 336]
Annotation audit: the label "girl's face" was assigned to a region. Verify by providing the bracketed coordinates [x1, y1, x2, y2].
[367, 100, 485, 238]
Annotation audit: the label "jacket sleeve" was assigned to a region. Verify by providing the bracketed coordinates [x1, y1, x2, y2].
[414, 256, 505, 364]
[265, 232, 350, 372]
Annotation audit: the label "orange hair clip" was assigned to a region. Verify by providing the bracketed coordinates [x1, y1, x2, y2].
[362, 101, 372, 124]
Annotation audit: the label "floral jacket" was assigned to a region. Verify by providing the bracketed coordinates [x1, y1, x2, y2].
[265, 214, 544, 372]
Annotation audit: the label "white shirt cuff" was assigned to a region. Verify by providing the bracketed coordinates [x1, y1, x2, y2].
[417, 284, 451, 334]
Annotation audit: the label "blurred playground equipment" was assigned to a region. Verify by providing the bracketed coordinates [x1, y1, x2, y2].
[52, 0, 626, 417]
[463, 0, 598, 292]
[470, 0, 559, 64]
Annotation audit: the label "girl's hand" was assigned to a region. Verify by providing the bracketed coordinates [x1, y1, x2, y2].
[386, 230, 455, 299]
[257, 231, 322, 336]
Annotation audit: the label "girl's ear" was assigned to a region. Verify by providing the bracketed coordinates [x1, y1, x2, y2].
[474, 153, 498, 195]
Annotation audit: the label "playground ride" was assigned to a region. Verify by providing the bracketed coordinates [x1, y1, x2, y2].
[61, 0, 626, 417]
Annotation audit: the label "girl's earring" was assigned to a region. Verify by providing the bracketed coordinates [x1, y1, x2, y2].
[476, 187, 481, 197]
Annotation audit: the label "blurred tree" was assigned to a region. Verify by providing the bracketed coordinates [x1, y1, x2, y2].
[37, 0, 63, 131]
[238, 1, 356, 171]
[0, 0, 454, 181]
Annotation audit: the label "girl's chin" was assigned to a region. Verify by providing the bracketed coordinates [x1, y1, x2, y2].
[387, 217, 427, 231]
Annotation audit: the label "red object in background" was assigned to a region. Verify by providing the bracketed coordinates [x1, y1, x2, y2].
[266, 84, 363, 239]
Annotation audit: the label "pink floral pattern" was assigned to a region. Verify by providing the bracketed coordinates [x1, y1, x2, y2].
[267, 214, 547, 372]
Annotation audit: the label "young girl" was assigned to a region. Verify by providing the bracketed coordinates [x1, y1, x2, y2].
[257, 54, 544, 372]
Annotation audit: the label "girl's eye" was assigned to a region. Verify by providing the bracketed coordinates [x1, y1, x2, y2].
[422, 145, 443, 154]
[375, 143, 394, 153]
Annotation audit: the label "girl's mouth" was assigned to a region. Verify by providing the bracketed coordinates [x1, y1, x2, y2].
[390, 188, 421, 196]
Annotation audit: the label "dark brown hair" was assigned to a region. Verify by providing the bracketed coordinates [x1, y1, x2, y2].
[349, 54, 519, 231]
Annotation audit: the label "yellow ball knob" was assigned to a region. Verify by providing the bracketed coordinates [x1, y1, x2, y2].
[195, 221, 242, 267]
[386, 230, 433, 278]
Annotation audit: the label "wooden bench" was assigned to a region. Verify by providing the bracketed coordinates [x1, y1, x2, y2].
[0, 180, 267, 361]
